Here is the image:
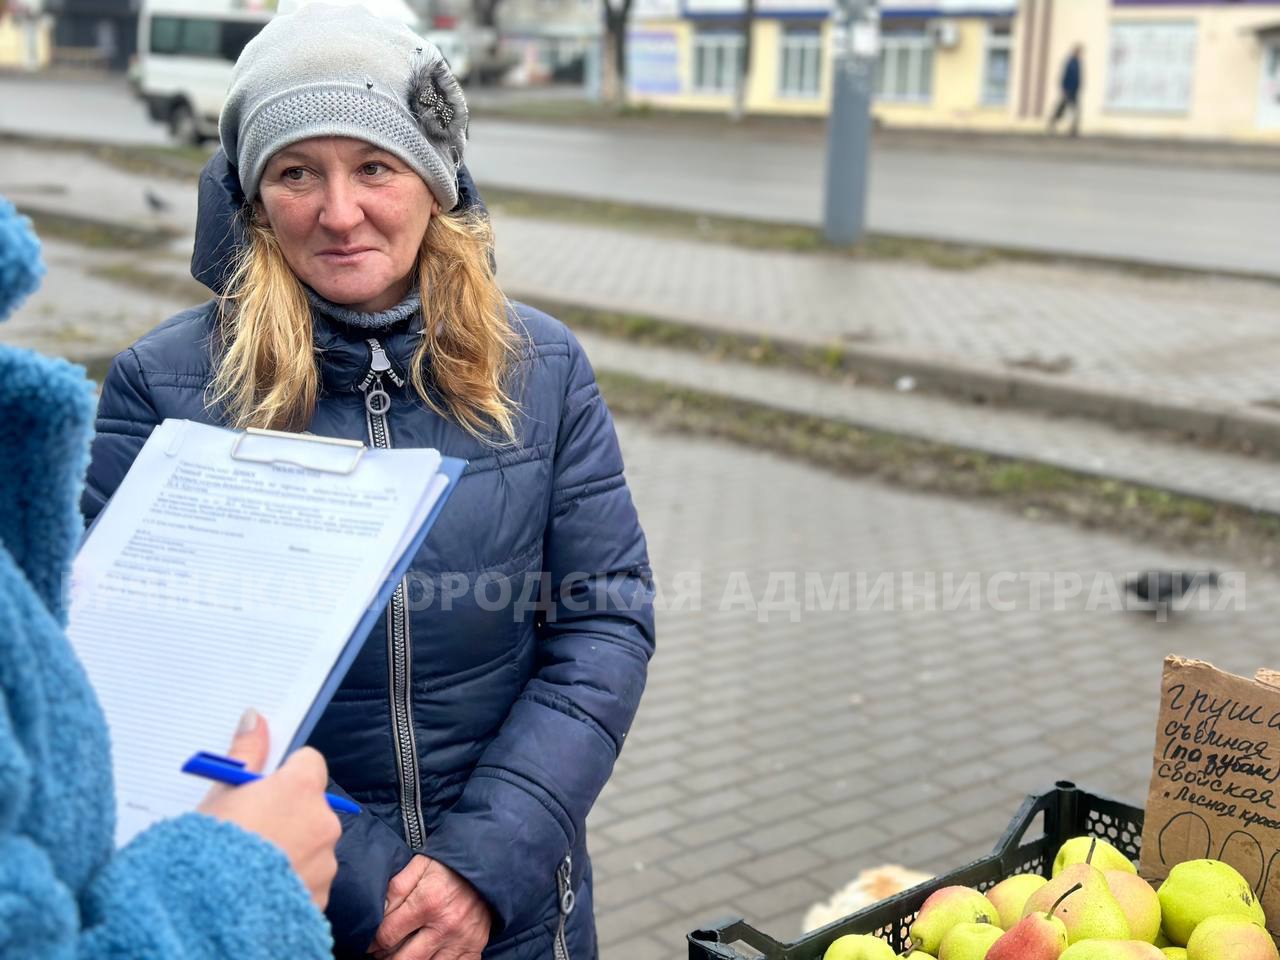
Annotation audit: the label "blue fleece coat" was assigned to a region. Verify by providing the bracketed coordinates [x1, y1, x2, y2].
[80, 152, 655, 959]
[0, 203, 331, 958]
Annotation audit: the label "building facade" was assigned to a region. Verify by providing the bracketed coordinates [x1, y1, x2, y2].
[626, 0, 1280, 141]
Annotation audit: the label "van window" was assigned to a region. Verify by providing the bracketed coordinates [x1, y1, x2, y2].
[149, 16, 264, 62]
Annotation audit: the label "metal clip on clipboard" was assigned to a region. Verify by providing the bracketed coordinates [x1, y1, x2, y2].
[230, 427, 366, 476]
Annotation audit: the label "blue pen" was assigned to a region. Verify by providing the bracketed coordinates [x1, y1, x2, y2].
[182, 751, 361, 814]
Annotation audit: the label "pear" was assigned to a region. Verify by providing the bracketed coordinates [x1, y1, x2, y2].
[936, 922, 1003, 960]
[987, 881, 1078, 960]
[1185, 914, 1279, 960]
[907, 886, 997, 954]
[1023, 863, 1131, 943]
[822, 933, 897, 960]
[900, 953, 935, 959]
[1059, 942, 1164, 959]
[1157, 859, 1266, 945]
[1054, 836, 1138, 877]
[1105, 870, 1162, 943]
[986, 874, 1049, 929]
[1161, 950, 1187, 960]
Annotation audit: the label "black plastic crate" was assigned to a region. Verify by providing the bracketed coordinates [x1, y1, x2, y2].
[688, 780, 1144, 959]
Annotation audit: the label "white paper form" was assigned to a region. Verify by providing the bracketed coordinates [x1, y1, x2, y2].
[68, 419, 445, 846]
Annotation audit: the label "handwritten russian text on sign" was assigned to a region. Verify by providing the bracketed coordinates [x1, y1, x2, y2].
[1140, 657, 1280, 934]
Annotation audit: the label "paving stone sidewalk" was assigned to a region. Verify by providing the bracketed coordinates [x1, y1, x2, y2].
[7, 143, 1280, 959]
[598, 419, 1280, 958]
[491, 214, 1280, 421]
[579, 333, 1280, 514]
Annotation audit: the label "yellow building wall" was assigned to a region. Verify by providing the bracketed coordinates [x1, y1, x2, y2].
[630, 3, 1279, 141]
[1046, 1, 1280, 143]
[874, 18, 1018, 130]
[629, 17, 832, 115]
[0, 15, 51, 68]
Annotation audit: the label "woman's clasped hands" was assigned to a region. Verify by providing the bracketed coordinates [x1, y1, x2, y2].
[369, 854, 493, 960]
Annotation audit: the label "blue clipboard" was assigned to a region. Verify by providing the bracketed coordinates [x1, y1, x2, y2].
[284, 454, 467, 756]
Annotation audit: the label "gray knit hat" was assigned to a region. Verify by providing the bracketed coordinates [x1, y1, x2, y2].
[220, 2, 468, 208]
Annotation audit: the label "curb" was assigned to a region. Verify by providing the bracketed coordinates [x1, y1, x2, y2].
[510, 290, 1280, 461]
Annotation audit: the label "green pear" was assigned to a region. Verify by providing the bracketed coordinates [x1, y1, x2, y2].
[987, 881, 1078, 960]
[1161, 950, 1187, 959]
[1185, 914, 1279, 960]
[1059, 942, 1164, 959]
[822, 933, 897, 960]
[1157, 860, 1267, 945]
[1155, 932, 1172, 948]
[1023, 863, 1131, 943]
[900, 953, 935, 959]
[937, 922, 1003, 960]
[1105, 870, 1162, 943]
[1054, 836, 1138, 877]
[986, 874, 1049, 929]
[908, 886, 997, 954]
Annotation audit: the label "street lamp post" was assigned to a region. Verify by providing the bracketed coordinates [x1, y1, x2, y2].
[822, 0, 878, 246]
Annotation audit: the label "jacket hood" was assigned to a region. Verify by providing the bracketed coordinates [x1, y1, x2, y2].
[190, 148, 488, 297]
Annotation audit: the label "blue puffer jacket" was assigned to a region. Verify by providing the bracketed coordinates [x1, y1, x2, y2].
[81, 152, 656, 959]
[0, 200, 330, 958]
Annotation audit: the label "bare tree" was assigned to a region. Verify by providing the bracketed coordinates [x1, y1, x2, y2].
[730, 0, 756, 121]
[601, 0, 634, 106]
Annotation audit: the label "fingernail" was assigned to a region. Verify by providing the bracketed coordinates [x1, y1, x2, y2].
[237, 708, 260, 735]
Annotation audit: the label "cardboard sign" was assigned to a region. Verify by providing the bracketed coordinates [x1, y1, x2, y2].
[1140, 657, 1280, 934]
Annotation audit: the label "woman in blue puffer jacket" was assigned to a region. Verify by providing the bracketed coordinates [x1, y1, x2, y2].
[0, 200, 344, 958]
[81, 6, 655, 959]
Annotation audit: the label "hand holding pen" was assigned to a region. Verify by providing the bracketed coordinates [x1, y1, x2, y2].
[195, 709, 342, 909]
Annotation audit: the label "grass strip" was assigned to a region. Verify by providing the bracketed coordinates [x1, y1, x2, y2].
[86, 262, 209, 302]
[594, 369, 1280, 559]
[19, 205, 177, 250]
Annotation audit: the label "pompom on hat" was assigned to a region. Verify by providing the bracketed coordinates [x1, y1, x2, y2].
[219, 2, 469, 209]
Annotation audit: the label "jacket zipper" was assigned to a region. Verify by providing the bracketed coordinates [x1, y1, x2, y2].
[553, 852, 574, 960]
[358, 337, 426, 849]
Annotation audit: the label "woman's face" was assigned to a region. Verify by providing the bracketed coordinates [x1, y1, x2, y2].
[257, 137, 436, 313]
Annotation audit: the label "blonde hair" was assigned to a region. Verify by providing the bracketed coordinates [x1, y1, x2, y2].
[211, 209, 521, 442]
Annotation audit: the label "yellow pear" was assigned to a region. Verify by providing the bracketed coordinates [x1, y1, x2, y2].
[907, 886, 997, 954]
[1105, 870, 1161, 943]
[1054, 836, 1138, 877]
[1161, 949, 1187, 960]
[1023, 863, 1131, 943]
[1059, 941, 1164, 959]
[936, 922, 1003, 960]
[822, 933, 897, 960]
[1157, 860, 1266, 945]
[986, 874, 1049, 929]
[1185, 914, 1278, 960]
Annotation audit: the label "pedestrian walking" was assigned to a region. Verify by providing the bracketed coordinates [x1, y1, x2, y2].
[82, 4, 655, 958]
[1048, 44, 1083, 136]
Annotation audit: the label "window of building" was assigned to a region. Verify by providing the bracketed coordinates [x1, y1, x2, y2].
[693, 29, 744, 95]
[982, 21, 1012, 105]
[778, 25, 822, 98]
[1106, 20, 1197, 114]
[875, 27, 933, 102]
